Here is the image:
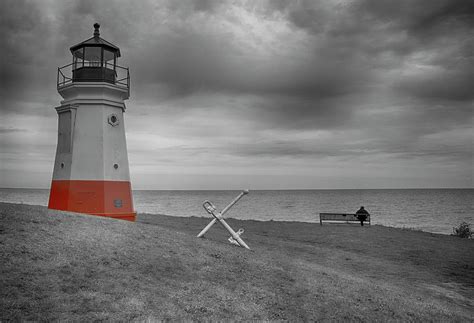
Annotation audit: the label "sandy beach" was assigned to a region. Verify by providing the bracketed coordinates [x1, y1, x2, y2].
[1, 202, 473, 321]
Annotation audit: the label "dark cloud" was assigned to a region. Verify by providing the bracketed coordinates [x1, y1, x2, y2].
[218, 100, 472, 161]
[396, 68, 474, 101]
[193, 0, 222, 13]
[131, 0, 473, 110]
[0, 128, 27, 134]
[249, 94, 355, 130]
[2, 0, 472, 99]
[222, 136, 471, 161]
[358, 0, 474, 34]
[130, 23, 371, 99]
[288, 5, 327, 34]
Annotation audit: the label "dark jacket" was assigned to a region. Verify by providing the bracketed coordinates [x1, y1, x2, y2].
[355, 207, 369, 221]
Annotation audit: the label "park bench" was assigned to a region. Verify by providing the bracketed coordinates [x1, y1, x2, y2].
[319, 213, 371, 226]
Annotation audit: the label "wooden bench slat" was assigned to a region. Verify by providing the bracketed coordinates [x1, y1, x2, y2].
[319, 213, 370, 225]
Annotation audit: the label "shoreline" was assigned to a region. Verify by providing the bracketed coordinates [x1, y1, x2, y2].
[140, 211, 456, 236]
[1, 202, 473, 320]
[0, 201, 461, 236]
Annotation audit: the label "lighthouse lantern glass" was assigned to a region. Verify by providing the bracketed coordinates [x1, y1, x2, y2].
[71, 45, 118, 83]
[73, 49, 84, 69]
[73, 46, 114, 68]
[103, 49, 116, 69]
[83, 46, 102, 67]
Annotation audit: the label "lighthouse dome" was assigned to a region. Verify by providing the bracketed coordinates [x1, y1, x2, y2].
[69, 23, 121, 84]
[70, 23, 121, 58]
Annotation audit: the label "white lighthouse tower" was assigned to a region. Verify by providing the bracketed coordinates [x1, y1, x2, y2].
[48, 23, 136, 221]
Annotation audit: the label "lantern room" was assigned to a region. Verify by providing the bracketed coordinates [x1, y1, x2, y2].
[57, 23, 129, 93]
[69, 23, 120, 83]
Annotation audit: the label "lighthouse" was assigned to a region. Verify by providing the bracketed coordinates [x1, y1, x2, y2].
[48, 23, 136, 221]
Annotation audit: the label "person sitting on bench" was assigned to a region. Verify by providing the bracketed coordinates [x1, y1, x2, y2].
[355, 206, 370, 226]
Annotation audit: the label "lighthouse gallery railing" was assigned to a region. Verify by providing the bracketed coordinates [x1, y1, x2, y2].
[57, 62, 130, 95]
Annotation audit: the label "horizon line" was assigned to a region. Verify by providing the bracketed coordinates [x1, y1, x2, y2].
[1, 187, 473, 191]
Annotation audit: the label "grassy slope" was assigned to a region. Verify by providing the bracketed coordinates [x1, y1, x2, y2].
[0, 202, 472, 321]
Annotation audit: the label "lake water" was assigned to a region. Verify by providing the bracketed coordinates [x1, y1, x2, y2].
[0, 188, 472, 235]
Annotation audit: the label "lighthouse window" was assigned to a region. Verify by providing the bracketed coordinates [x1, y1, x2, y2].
[84, 46, 102, 67]
[108, 114, 120, 126]
[73, 49, 84, 69]
[113, 163, 119, 169]
[114, 199, 122, 208]
[103, 49, 115, 69]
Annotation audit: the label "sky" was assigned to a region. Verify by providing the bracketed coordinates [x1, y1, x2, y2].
[0, 0, 473, 190]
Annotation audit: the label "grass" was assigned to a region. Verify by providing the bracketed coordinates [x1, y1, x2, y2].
[1, 202, 473, 321]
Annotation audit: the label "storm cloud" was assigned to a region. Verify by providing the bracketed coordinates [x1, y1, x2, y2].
[0, 0, 472, 189]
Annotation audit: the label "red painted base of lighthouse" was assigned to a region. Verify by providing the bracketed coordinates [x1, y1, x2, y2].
[48, 180, 136, 221]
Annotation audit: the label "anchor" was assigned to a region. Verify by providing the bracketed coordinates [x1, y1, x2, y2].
[197, 190, 250, 250]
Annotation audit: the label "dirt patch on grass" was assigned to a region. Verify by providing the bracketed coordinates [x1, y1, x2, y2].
[1, 203, 473, 320]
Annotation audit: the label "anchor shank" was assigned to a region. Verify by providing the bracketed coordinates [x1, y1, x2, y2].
[218, 218, 250, 250]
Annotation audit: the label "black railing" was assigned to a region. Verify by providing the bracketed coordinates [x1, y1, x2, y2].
[57, 62, 130, 95]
